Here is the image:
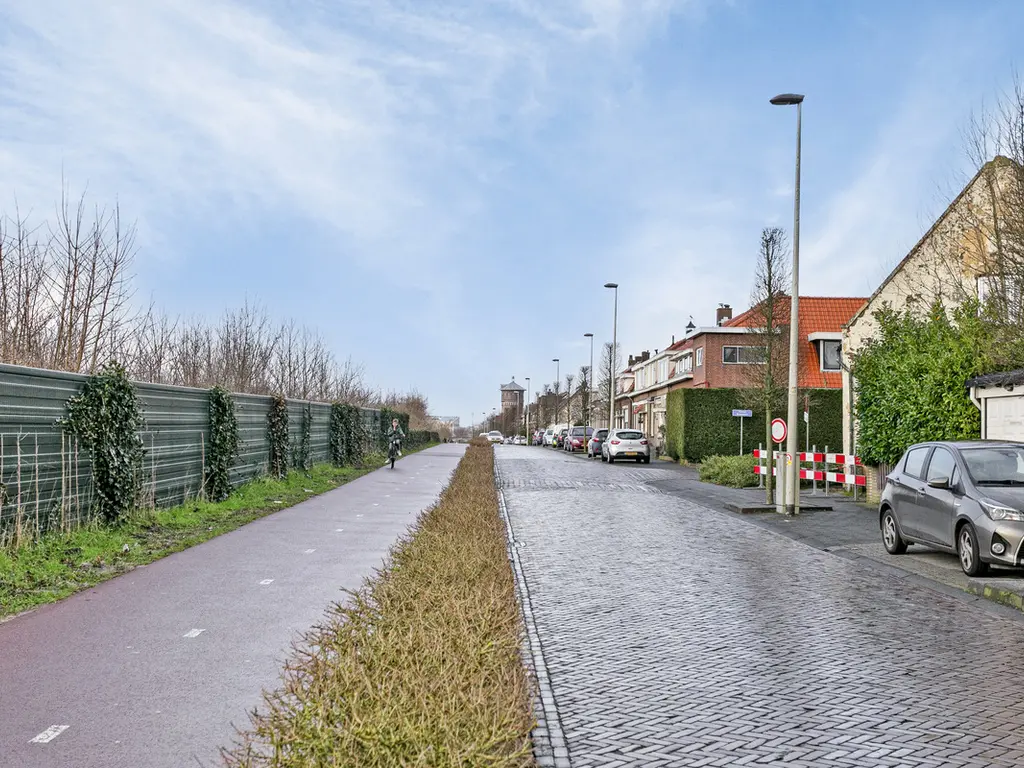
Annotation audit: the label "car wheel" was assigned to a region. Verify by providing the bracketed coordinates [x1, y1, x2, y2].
[880, 508, 907, 555]
[957, 522, 989, 577]
[608, 454, 615, 464]
[643, 456, 651, 464]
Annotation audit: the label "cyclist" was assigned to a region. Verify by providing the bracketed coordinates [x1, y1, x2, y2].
[387, 418, 405, 459]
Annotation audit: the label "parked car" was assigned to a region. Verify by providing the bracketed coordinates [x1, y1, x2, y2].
[533, 429, 545, 446]
[879, 440, 1024, 576]
[555, 428, 569, 449]
[487, 431, 504, 444]
[601, 429, 651, 464]
[588, 428, 609, 458]
[565, 426, 594, 453]
[543, 427, 556, 446]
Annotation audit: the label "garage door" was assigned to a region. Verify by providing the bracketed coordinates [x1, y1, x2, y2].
[987, 395, 1024, 441]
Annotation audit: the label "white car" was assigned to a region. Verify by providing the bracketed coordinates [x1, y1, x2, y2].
[487, 431, 504, 444]
[601, 428, 651, 464]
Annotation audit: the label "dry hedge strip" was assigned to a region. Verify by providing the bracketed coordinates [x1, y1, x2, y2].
[223, 439, 535, 767]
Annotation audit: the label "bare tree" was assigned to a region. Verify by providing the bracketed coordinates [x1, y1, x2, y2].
[596, 342, 621, 428]
[577, 364, 592, 425]
[741, 226, 792, 503]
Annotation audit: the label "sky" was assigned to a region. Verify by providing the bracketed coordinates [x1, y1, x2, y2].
[1, 0, 1022, 426]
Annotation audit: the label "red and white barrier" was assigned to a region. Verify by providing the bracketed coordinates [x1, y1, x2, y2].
[752, 448, 865, 489]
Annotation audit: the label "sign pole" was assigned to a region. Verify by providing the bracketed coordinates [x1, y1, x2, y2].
[739, 416, 744, 456]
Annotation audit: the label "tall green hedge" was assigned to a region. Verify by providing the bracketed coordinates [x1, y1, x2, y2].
[664, 387, 843, 463]
[852, 300, 986, 465]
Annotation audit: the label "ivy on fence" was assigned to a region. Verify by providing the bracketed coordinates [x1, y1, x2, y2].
[206, 386, 239, 502]
[298, 402, 313, 472]
[59, 363, 145, 523]
[330, 403, 367, 466]
[267, 396, 290, 479]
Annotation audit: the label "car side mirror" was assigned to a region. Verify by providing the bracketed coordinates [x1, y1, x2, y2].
[927, 476, 950, 490]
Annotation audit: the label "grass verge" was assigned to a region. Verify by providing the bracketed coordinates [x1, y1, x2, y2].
[0, 447, 437, 619]
[223, 439, 535, 768]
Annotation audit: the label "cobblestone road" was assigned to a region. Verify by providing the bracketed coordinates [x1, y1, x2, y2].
[497, 447, 1024, 768]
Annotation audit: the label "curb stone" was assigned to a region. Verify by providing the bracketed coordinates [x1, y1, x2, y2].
[493, 460, 572, 768]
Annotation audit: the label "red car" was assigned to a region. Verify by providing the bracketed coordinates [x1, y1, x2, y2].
[565, 426, 594, 452]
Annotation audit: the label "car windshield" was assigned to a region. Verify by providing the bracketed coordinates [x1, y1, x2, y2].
[616, 430, 643, 440]
[961, 446, 1024, 485]
[571, 427, 588, 436]
[595, 430, 608, 438]
[488, 431, 501, 437]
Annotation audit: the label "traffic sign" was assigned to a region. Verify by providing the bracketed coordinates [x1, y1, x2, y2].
[771, 418, 787, 444]
[732, 409, 753, 418]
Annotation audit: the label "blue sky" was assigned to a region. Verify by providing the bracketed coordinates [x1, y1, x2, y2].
[0, 0, 1021, 425]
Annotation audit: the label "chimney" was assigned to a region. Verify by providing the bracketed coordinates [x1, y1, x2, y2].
[628, 355, 636, 367]
[716, 303, 733, 326]
[641, 350, 651, 362]
[672, 335, 675, 344]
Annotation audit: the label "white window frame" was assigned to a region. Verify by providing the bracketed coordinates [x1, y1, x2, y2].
[819, 340, 842, 372]
[695, 347, 704, 367]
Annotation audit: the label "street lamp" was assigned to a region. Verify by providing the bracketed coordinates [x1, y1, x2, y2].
[553, 358, 560, 427]
[604, 283, 618, 430]
[771, 92, 803, 515]
[584, 333, 594, 429]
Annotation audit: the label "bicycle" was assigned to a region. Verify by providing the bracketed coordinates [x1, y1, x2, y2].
[388, 438, 401, 469]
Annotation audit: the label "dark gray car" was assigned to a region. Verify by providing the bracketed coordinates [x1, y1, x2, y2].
[879, 440, 1024, 576]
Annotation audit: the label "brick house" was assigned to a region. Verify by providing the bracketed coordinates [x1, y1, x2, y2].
[615, 297, 866, 448]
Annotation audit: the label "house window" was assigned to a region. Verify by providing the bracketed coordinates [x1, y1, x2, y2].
[695, 347, 704, 367]
[820, 340, 842, 371]
[679, 354, 693, 374]
[722, 346, 767, 364]
[659, 359, 668, 381]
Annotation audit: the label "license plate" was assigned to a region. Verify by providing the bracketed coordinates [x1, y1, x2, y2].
[624, 451, 637, 456]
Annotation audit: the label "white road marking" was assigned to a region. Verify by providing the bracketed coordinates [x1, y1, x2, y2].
[183, 628, 205, 638]
[30, 725, 69, 744]
[335, 528, 344, 532]
[357, 514, 364, 518]
[304, 548, 316, 554]
[259, 579, 274, 585]
[372, 504, 379, 507]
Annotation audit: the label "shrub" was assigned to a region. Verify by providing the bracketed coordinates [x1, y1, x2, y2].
[852, 299, 986, 465]
[59, 363, 146, 523]
[698, 454, 759, 488]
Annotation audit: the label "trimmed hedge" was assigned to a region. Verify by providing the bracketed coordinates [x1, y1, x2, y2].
[665, 388, 843, 463]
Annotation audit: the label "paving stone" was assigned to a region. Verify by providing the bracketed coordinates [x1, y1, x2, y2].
[496, 446, 1024, 767]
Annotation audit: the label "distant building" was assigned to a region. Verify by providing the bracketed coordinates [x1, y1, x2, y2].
[500, 378, 525, 434]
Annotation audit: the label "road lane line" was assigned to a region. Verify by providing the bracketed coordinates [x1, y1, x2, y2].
[304, 548, 316, 554]
[30, 725, 69, 744]
[259, 579, 274, 585]
[183, 628, 205, 638]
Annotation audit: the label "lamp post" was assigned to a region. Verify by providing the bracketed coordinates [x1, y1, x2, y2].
[553, 358, 560, 427]
[604, 283, 618, 430]
[584, 333, 594, 430]
[771, 92, 803, 515]
[525, 377, 531, 441]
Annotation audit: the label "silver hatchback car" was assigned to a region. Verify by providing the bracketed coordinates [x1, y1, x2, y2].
[879, 440, 1024, 576]
[601, 428, 651, 464]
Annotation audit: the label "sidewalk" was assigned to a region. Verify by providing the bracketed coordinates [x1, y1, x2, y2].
[641, 456, 1024, 617]
[0, 444, 466, 768]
